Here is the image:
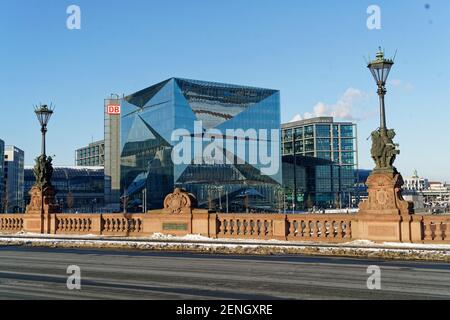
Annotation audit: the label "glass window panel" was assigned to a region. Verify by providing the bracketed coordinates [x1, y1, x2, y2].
[294, 128, 303, 139]
[341, 152, 355, 164]
[341, 138, 354, 151]
[316, 125, 331, 137]
[316, 138, 331, 151]
[304, 139, 314, 152]
[333, 125, 339, 137]
[317, 152, 331, 160]
[295, 140, 304, 153]
[283, 129, 292, 141]
[304, 126, 314, 138]
[340, 125, 354, 137]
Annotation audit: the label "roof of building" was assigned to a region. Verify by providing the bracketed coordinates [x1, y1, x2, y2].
[24, 166, 104, 180]
[282, 117, 354, 129]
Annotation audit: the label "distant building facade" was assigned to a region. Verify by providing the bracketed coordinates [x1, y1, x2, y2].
[3, 146, 25, 213]
[404, 171, 429, 191]
[75, 140, 105, 167]
[281, 117, 358, 209]
[24, 166, 104, 213]
[104, 95, 121, 210]
[0, 139, 4, 212]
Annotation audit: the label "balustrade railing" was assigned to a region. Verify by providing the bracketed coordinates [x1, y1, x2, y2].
[286, 215, 353, 242]
[217, 214, 274, 239]
[3, 210, 450, 245]
[420, 216, 450, 243]
[55, 214, 95, 234]
[0, 215, 24, 233]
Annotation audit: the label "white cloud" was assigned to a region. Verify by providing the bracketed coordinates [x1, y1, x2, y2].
[289, 114, 303, 122]
[388, 79, 414, 92]
[289, 87, 370, 122]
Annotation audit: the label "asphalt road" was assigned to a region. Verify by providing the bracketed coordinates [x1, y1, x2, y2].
[0, 246, 449, 300]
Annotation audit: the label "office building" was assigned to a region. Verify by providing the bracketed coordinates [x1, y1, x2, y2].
[120, 78, 281, 211]
[75, 140, 105, 167]
[0, 139, 4, 213]
[24, 166, 104, 213]
[3, 146, 25, 213]
[104, 95, 121, 210]
[281, 117, 358, 209]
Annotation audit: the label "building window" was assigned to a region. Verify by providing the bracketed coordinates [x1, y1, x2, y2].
[316, 138, 331, 151]
[341, 152, 355, 164]
[340, 125, 354, 137]
[283, 129, 292, 142]
[304, 126, 314, 139]
[316, 125, 331, 137]
[341, 138, 354, 151]
[294, 128, 303, 140]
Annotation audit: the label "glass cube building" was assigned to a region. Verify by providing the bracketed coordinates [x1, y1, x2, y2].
[281, 117, 358, 209]
[120, 78, 282, 212]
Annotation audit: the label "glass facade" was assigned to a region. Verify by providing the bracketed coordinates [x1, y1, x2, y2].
[3, 146, 25, 213]
[121, 78, 281, 212]
[281, 117, 358, 209]
[24, 167, 104, 213]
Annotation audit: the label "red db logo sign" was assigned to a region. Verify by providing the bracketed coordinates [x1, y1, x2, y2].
[107, 105, 121, 115]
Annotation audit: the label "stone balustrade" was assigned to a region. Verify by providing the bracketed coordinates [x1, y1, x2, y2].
[0, 214, 24, 233]
[1, 211, 450, 244]
[286, 215, 353, 242]
[216, 214, 277, 240]
[1, 188, 450, 245]
[416, 215, 450, 243]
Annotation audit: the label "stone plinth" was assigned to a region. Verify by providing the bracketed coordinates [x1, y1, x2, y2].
[142, 188, 210, 236]
[359, 171, 413, 216]
[358, 171, 414, 242]
[24, 186, 60, 233]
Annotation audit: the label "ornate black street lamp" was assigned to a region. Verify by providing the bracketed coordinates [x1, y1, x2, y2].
[367, 47, 394, 130]
[34, 104, 54, 156]
[366, 48, 400, 172]
[358, 48, 413, 216]
[26, 103, 59, 219]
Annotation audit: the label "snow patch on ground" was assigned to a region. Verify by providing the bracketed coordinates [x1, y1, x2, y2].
[1, 232, 450, 259]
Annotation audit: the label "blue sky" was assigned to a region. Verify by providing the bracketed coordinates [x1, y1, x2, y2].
[0, 0, 449, 181]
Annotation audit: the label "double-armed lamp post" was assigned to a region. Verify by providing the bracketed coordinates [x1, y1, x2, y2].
[34, 104, 54, 157]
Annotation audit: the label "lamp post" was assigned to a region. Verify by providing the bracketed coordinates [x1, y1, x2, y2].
[34, 104, 54, 156]
[358, 47, 413, 218]
[367, 47, 394, 130]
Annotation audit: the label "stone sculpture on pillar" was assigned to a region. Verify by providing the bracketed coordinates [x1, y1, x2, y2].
[26, 155, 59, 215]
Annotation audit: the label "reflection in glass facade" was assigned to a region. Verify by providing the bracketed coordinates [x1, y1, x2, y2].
[121, 78, 282, 212]
[281, 117, 358, 209]
[24, 166, 104, 213]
